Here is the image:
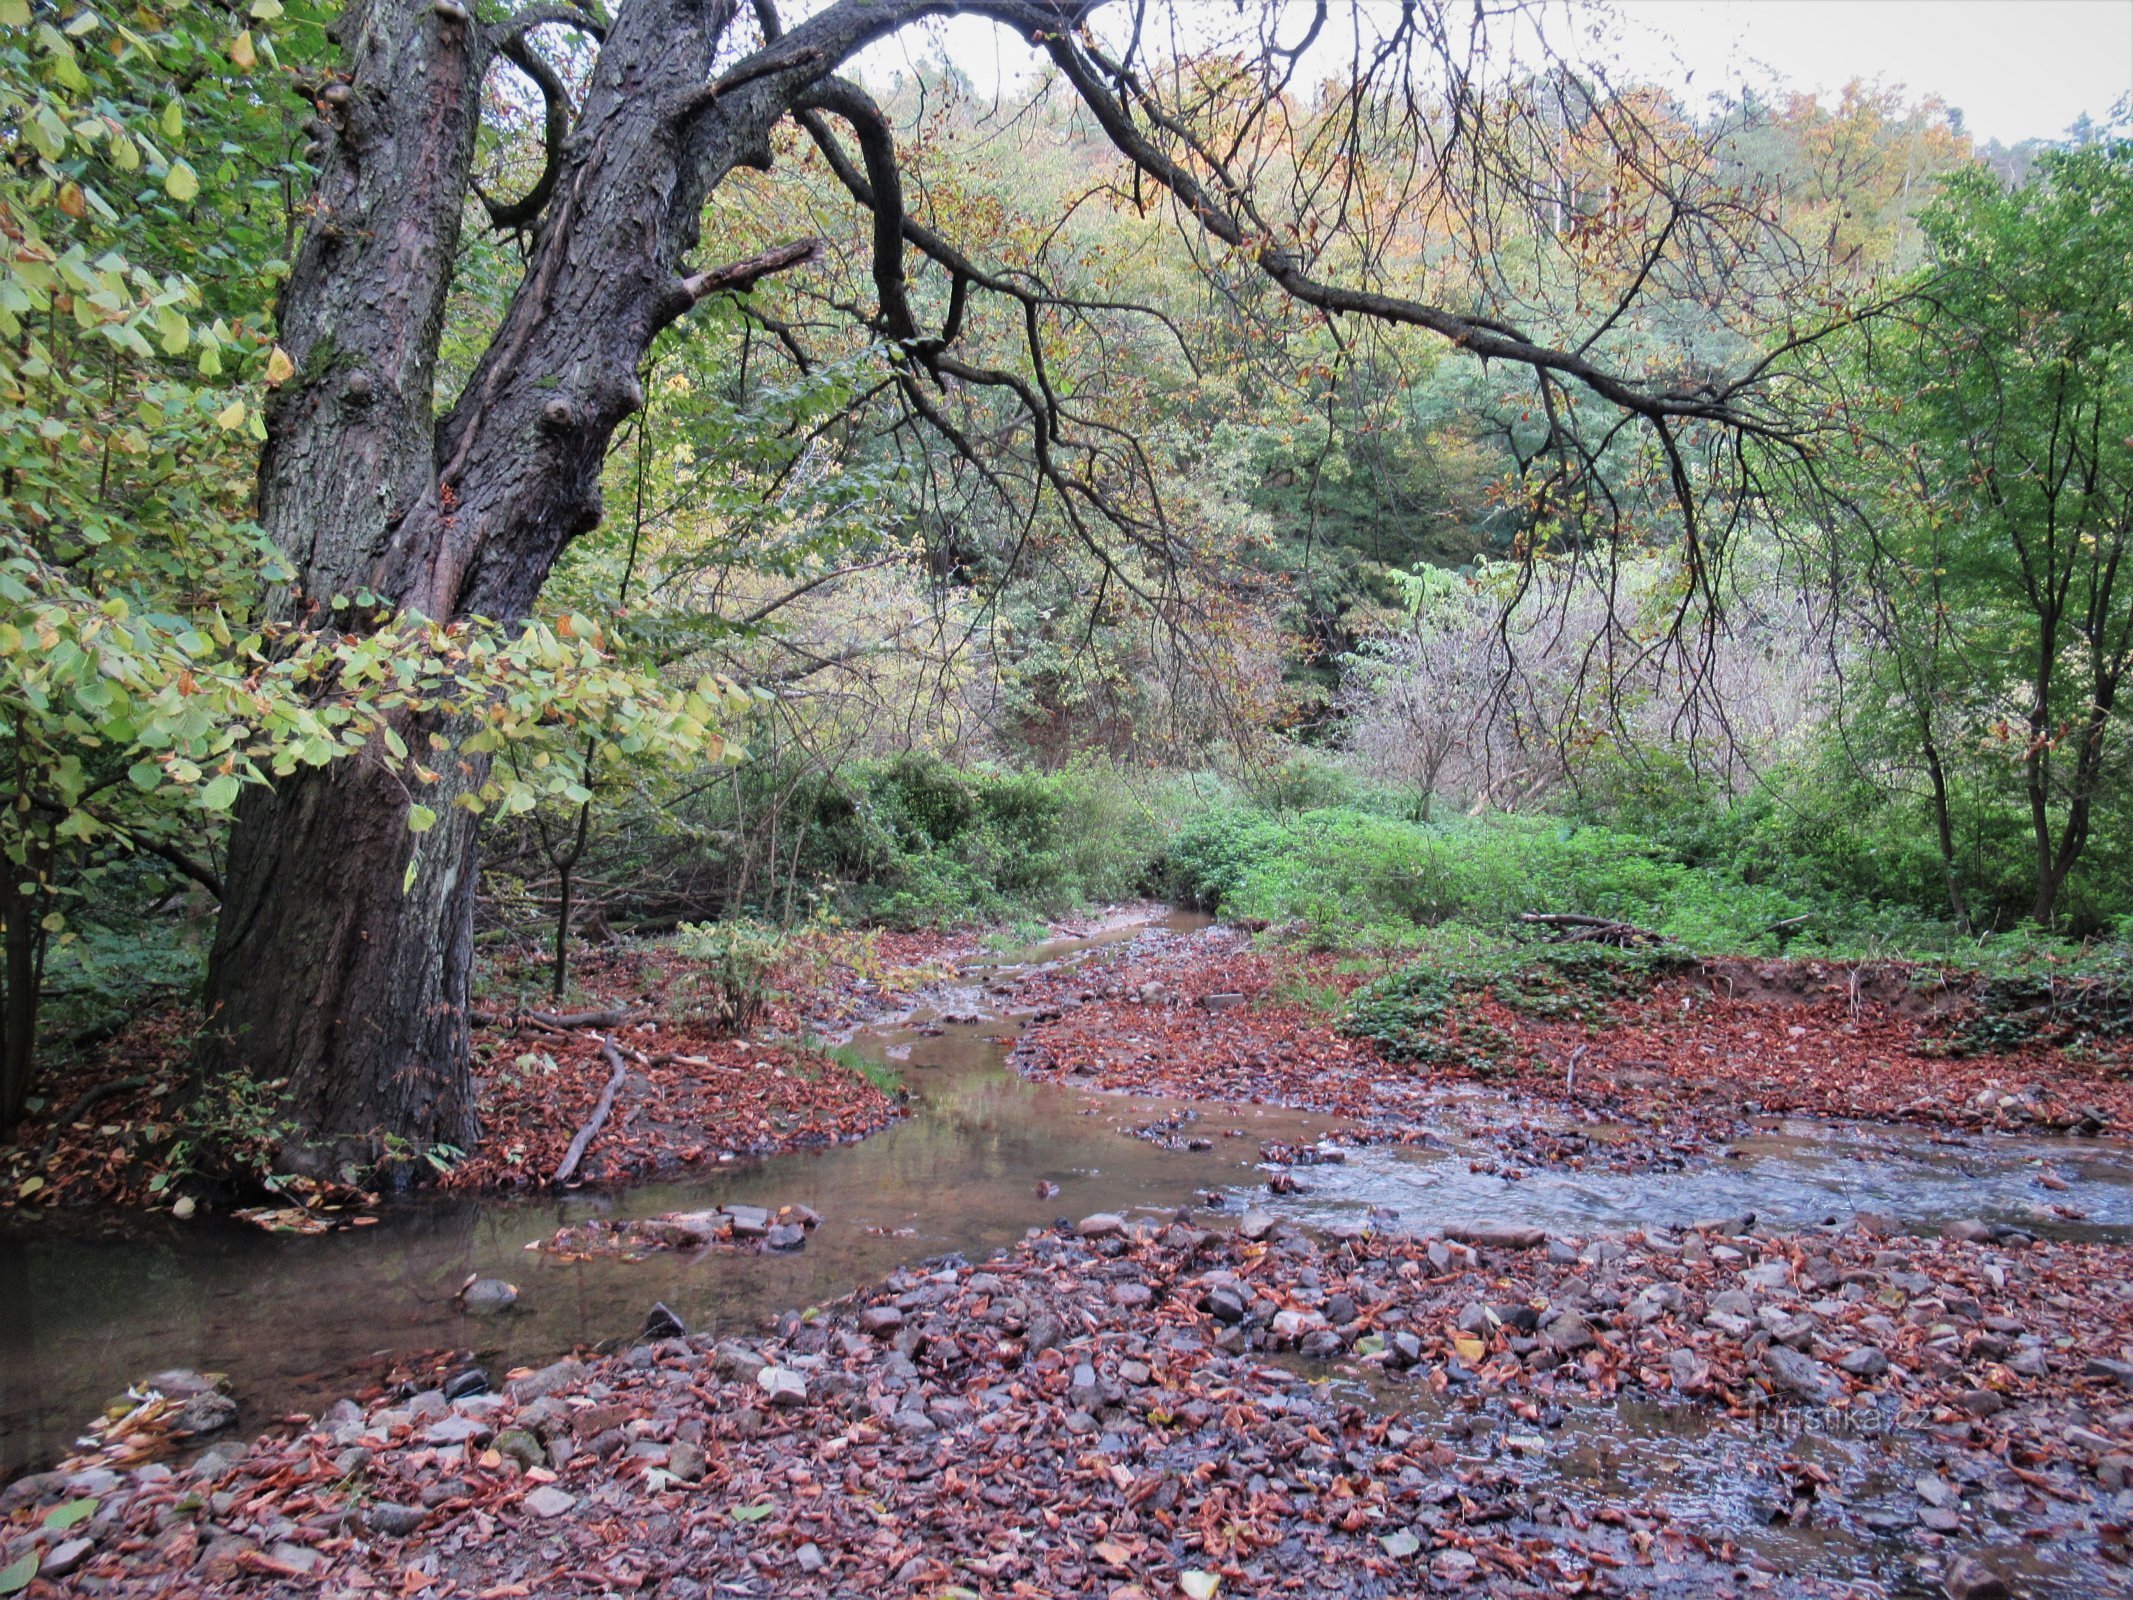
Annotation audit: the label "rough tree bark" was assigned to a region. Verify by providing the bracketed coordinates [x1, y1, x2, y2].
[198, 0, 919, 1172]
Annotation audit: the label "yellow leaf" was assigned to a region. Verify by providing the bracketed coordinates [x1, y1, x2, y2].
[229, 28, 255, 68]
[0, 0, 29, 24]
[1453, 1335, 1486, 1361]
[265, 345, 294, 385]
[164, 159, 199, 202]
[215, 399, 246, 430]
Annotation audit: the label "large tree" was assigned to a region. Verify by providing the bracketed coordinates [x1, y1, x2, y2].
[194, 0, 1837, 1172]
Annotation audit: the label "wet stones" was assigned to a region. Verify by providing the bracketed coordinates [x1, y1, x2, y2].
[460, 1278, 519, 1314]
[509, 1358, 586, 1403]
[1077, 1212, 1126, 1239]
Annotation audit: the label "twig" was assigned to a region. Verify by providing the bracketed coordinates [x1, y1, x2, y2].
[552, 1037, 629, 1186]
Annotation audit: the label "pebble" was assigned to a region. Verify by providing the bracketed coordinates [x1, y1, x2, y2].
[522, 1486, 576, 1519]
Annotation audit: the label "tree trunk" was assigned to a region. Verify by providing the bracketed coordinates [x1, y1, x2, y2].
[1, 864, 39, 1141]
[197, 0, 920, 1172]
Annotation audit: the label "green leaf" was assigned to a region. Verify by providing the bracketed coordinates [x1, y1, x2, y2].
[729, 1503, 775, 1523]
[0, 1552, 37, 1596]
[162, 98, 184, 140]
[0, 0, 31, 25]
[200, 773, 241, 811]
[164, 160, 200, 203]
[44, 1497, 99, 1531]
[406, 804, 438, 834]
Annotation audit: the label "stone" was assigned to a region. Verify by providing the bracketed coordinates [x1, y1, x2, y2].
[1669, 1350, 1710, 1392]
[1764, 1346, 1840, 1404]
[667, 1440, 708, 1482]
[1943, 1219, 1996, 1244]
[1110, 1280, 1154, 1310]
[1078, 1213, 1126, 1239]
[494, 1429, 543, 1471]
[1202, 993, 1247, 1012]
[42, 1539, 94, 1579]
[757, 1366, 808, 1407]
[1941, 1554, 2010, 1600]
[422, 1414, 492, 1446]
[522, 1486, 576, 1520]
[1838, 1346, 1890, 1378]
[172, 1390, 238, 1439]
[1237, 1210, 1278, 1242]
[1025, 1313, 1066, 1353]
[461, 1278, 518, 1314]
[1445, 1222, 1546, 1250]
[509, 1358, 586, 1403]
[2085, 1357, 2133, 1385]
[367, 1503, 428, 1537]
[1544, 1311, 1595, 1354]
[1956, 1388, 2005, 1418]
[859, 1306, 904, 1337]
[1204, 1286, 1248, 1325]
[1070, 1363, 1101, 1410]
[442, 1367, 489, 1401]
[765, 1223, 807, 1251]
[643, 1302, 688, 1340]
[1741, 1261, 1792, 1290]
[724, 1205, 770, 1238]
[267, 1543, 323, 1575]
[795, 1544, 826, 1575]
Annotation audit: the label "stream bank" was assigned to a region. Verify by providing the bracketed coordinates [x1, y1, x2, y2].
[7, 910, 2133, 1595]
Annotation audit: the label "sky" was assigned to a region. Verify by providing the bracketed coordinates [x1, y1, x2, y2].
[1606, 0, 2132, 144]
[857, 1, 2133, 147]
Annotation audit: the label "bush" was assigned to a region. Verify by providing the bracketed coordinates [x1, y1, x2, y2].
[673, 919, 786, 1032]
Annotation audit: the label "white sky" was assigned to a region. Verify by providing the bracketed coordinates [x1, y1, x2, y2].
[1607, 0, 2133, 144]
[859, 1, 2133, 146]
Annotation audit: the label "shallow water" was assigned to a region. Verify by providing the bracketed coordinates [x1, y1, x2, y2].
[1259, 1114, 2133, 1241]
[4, 910, 2130, 1504]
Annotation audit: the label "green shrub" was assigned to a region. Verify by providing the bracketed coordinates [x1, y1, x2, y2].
[674, 919, 786, 1032]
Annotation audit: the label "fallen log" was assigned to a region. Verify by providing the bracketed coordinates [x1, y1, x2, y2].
[553, 1037, 630, 1187]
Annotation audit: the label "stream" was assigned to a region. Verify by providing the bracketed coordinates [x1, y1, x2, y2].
[6, 910, 2133, 1486]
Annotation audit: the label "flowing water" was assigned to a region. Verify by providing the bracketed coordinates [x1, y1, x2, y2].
[6, 908, 2132, 1513]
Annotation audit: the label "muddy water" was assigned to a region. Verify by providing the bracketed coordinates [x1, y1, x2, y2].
[5, 909, 2132, 1499]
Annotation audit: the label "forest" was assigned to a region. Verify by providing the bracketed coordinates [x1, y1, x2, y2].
[1, 0, 2131, 1596]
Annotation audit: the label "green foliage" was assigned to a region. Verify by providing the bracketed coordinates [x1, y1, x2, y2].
[1339, 942, 1686, 1071]
[673, 918, 785, 1034]
[1162, 804, 1813, 952]
[784, 756, 1181, 928]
